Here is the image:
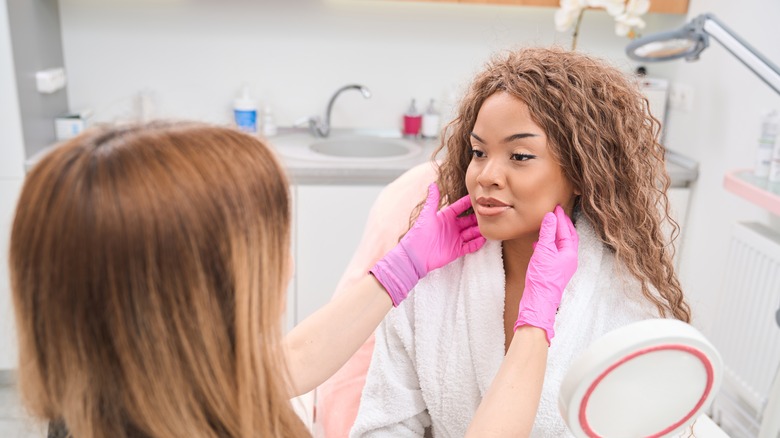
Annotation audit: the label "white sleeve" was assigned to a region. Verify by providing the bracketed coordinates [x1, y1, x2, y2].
[349, 301, 431, 437]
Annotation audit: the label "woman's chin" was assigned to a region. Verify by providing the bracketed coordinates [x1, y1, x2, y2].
[476, 226, 511, 242]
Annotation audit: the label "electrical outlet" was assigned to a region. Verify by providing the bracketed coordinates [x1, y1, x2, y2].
[669, 83, 695, 112]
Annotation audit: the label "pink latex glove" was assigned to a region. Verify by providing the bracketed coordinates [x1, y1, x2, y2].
[370, 183, 486, 306]
[514, 205, 579, 345]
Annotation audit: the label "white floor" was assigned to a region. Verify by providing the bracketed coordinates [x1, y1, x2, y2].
[0, 384, 46, 438]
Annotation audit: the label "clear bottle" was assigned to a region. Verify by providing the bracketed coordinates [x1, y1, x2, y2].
[755, 110, 778, 178]
[421, 99, 440, 139]
[770, 136, 780, 183]
[261, 104, 277, 137]
[233, 86, 258, 134]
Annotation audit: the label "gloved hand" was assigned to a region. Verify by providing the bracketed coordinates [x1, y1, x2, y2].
[514, 205, 579, 345]
[370, 183, 486, 307]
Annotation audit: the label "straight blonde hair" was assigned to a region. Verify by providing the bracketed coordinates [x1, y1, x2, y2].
[10, 122, 310, 437]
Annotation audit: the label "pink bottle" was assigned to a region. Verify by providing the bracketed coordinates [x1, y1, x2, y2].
[402, 99, 422, 137]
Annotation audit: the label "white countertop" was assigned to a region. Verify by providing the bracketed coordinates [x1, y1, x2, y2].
[269, 128, 699, 187]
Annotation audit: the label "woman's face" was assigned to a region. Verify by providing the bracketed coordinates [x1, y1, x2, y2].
[465, 92, 577, 242]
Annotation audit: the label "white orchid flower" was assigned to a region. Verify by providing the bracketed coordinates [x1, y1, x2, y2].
[614, 0, 650, 36]
[614, 14, 646, 36]
[625, 0, 651, 16]
[555, 0, 588, 32]
[587, 0, 626, 17]
[556, 0, 651, 48]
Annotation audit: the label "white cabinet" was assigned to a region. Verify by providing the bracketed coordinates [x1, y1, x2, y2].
[285, 187, 297, 333]
[0, 179, 23, 371]
[291, 184, 384, 326]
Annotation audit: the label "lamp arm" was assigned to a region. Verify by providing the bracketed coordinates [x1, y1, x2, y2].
[699, 14, 780, 95]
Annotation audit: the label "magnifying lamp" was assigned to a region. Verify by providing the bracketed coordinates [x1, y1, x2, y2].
[625, 13, 780, 96]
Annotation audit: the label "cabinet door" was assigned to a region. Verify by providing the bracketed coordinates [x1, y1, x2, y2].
[285, 186, 297, 333]
[0, 178, 24, 370]
[293, 184, 384, 325]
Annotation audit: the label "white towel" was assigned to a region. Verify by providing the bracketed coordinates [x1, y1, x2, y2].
[350, 218, 661, 437]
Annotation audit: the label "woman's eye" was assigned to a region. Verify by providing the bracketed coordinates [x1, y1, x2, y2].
[511, 153, 535, 161]
[469, 148, 485, 158]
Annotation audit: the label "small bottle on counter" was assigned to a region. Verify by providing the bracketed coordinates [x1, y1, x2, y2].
[769, 136, 780, 183]
[755, 110, 778, 178]
[421, 99, 440, 139]
[233, 86, 258, 134]
[261, 104, 278, 137]
[402, 99, 422, 138]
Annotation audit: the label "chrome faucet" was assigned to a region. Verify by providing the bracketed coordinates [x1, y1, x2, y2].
[304, 84, 372, 138]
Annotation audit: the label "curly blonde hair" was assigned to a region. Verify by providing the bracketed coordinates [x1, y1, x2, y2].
[433, 47, 690, 322]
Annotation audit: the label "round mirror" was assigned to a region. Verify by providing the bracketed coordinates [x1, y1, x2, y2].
[559, 319, 723, 438]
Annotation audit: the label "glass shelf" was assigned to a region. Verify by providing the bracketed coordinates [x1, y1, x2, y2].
[723, 169, 780, 217]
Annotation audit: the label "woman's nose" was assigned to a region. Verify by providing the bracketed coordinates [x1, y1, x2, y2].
[476, 159, 505, 188]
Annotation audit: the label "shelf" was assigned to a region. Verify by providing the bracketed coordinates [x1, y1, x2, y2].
[395, 0, 689, 14]
[723, 169, 780, 217]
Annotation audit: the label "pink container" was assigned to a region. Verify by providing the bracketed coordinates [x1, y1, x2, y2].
[403, 114, 422, 136]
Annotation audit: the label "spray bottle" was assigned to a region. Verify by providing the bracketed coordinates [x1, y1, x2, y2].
[421, 99, 440, 139]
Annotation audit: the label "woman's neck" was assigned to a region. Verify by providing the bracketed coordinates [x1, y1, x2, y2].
[501, 235, 537, 352]
[502, 236, 536, 283]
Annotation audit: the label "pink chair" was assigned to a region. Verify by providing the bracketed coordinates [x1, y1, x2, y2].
[314, 162, 438, 437]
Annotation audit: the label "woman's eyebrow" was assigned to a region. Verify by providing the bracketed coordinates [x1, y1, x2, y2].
[503, 132, 540, 143]
[470, 132, 540, 143]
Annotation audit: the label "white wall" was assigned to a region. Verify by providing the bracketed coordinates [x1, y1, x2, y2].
[0, 0, 26, 370]
[664, 0, 780, 333]
[59, 0, 683, 128]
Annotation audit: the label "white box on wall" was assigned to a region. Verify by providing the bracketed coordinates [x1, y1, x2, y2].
[55, 109, 92, 141]
[640, 77, 669, 138]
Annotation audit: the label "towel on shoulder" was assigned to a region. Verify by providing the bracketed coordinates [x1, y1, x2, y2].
[351, 218, 660, 438]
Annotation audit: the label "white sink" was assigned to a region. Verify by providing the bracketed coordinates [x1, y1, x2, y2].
[310, 138, 415, 158]
[271, 132, 423, 162]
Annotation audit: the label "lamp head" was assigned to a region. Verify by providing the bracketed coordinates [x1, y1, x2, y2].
[626, 14, 712, 62]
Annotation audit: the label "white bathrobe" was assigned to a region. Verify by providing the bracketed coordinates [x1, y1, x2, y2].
[351, 219, 662, 437]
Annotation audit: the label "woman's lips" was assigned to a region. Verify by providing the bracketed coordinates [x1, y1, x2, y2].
[475, 197, 511, 217]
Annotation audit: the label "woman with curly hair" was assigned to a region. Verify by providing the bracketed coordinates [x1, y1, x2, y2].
[351, 46, 690, 437]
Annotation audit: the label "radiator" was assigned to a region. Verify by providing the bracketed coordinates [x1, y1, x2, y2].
[708, 222, 780, 438]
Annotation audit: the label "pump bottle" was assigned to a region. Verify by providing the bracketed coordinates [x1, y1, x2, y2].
[402, 99, 422, 138]
[233, 86, 258, 134]
[421, 99, 440, 139]
[755, 110, 778, 178]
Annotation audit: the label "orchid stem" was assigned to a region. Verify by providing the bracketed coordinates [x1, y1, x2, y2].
[571, 8, 585, 51]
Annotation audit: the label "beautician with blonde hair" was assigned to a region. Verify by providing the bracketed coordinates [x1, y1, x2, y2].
[10, 121, 576, 438]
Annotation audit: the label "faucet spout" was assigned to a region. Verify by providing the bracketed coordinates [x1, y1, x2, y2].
[312, 84, 372, 138]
